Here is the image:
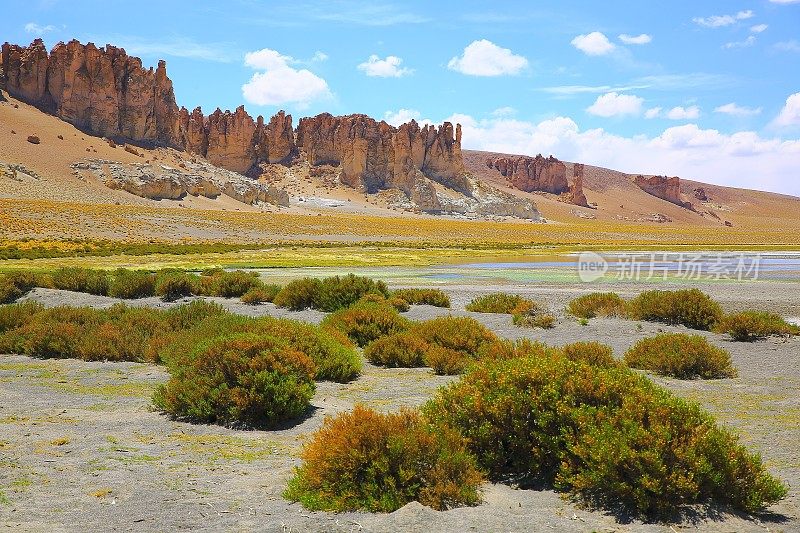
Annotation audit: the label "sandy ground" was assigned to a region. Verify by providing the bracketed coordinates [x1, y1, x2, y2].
[1, 281, 799, 532]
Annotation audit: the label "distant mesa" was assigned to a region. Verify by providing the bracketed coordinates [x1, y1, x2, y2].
[633, 175, 694, 210]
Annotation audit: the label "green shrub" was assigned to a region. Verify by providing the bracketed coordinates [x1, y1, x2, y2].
[392, 288, 451, 308]
[410, 316, 498, 375]
[513, 312, 556, 329]
[0, 270, 41, 303]
[315, 274, 389, 312]
[153, 333, 316, 429]
[51, 267, 110, 296]
[322, 301, 410, 347]
[567, 292, 627, 319]
[364, 332, 430, 368]
[285, 405, 483, 512]
[562, 341, 618, 368]
[624, 333, 737, 379]
[273, 277, 321, 310]
[240, 284, 281, 305]
[108, 269, 156, 299]
[714, 311, 800, 341]
[0, 278, 23, 304]
[0, 300, 43, 334]
[163, 299, 226, 330]
[424, 352, 785, 518]
[628, 289, 723, 331]
[205, 270, 263, 298]
[155, 272, 196, 301]
[466, 293, 538, 314]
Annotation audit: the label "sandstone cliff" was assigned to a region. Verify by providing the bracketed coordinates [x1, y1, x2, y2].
[485, 154, 568, 194]
[634, 175, 693, 209]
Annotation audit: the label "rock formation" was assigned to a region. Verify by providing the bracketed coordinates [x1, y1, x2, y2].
[564, 163, 589, 207]
[296, 113, 471, 201]
[634, 175, 693, 209]
[485, 154, 568, 194]
[693, 187, 709, 202]
[0, 39, 296, 174]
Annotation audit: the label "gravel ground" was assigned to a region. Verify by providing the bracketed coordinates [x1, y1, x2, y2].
[1, 281, 799, 532]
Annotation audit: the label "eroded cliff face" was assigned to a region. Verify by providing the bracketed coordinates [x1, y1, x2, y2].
[485, 154, 569, 195]
[0, 39, 296, 174]
[296, 113, 471, 200]
[634, 175, 693, 209]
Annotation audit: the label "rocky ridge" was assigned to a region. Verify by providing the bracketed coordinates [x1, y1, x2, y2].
[484, 154, 588, 206]
[634, 175, 693, 209]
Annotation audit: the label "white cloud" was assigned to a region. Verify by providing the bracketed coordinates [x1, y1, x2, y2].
[242, 48, 331, 108]
[447, 39, 528, 76]
[450, 113, 800, 195]
[775, 40, 800, 52]
[541, 84, 648, 95]
[619, 33, 652, 45]
[750, 24, 768, 33]
[357, 54, 412, 77]
[571, 32, 616, 56]
[586, 92, 644, 117]
[714, 103, 762, 117]
[693, 10, 754, 28]
[311, 51, 328, 62]
[88, 35, 236, 62]
[724, 35, 756, 49]
[491, 106, 516, 117]
[645, 107, 662, 119]
[667, 106, 701, 120]
[769, 0, 800, 4]
[24, 22, 55, 35]
[773, 92, 800, 127]
[383, 109, 432, 127]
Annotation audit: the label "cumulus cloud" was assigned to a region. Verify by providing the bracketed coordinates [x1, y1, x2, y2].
[449, 113, 800, 194]
[447, 39, 528, 76]
[571, 32, 616, 55]
[693, 10, 754, 28]
[750, 24, 768, 33]
[357, 54, 412, 77]
[773, 92, 800, 127]
[586, 92, 644, 117]
[242, 48, 331, 108]
[24, 22, 55, 35]
[714, 103, 762, 117]
[666, 106, 701, 120]
[645, 107, 662, 119]
[619, 33, 652, 45]
[383, 109, 432, 127]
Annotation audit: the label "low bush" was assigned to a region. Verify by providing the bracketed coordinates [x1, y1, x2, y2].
[0, 271, 41, 303]
[155, 272, 196, 301]
[108, 269, 156, 299]
[240, 285, 281, 305]
[51, 267, 110, 296]
[466, 293, 538, 314]
[624, 333, 737, 379]
[567, 292, 627, 319]
[203, 270, 263, 298]
[358, 293, 409, 312]
[392, 288, 451, 308]
[513, 312, 556, 329]
[273, 277, 321, 310]
[627, 289, 723, 331]
[0, 300, 43, 334]
[273, 274, 389, 312]
[411, 316, 498, 375]
[154, 333, 316, 429]
[424, 352, 785, 518]
[365, 332, 430, 368]
[284, 405, 483, 512]
[562, 341, 618, 368]
[322, 301, 410, 347]
[714, 311, 800, 341]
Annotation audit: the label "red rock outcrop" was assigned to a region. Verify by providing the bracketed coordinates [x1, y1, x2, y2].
[0, 39, 296, 174]
[485, 154, 568, 194]
[565, 163, 589, 207]
[296, 113, 470, 198]
[634, 175, 693, 209]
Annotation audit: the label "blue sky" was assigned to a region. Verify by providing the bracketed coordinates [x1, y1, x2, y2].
[3, 0, 800, 194]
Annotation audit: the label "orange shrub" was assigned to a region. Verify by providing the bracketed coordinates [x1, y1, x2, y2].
[322, 302, 410, 347]
[364, 332, 429, 367]
[284, 405, 483, 512]
[624, 333, 737, 379]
